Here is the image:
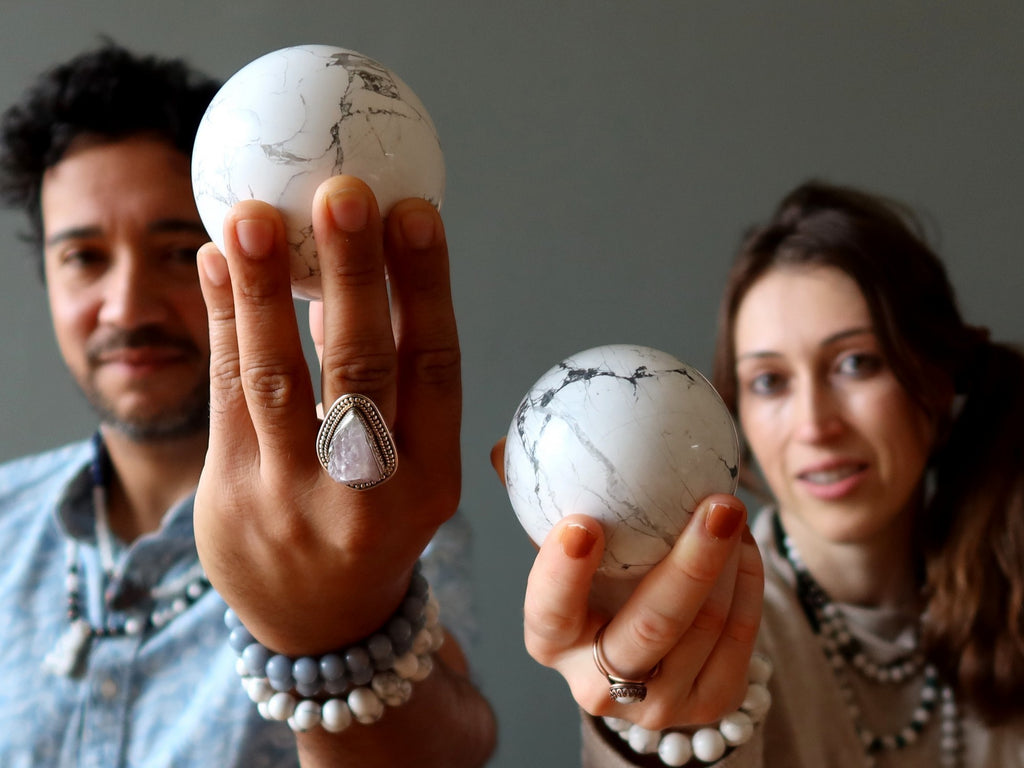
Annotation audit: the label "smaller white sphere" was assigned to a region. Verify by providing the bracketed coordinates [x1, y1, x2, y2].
[742, 683, 773, 722]
[692, 727, 727, 762]
[657, 732, 693, 767]
[748, 653, 774, 685]
[266, 691, 297, 721]
[626, 724, 661, 754]
[719, 710, 755, 746]
[602, 717, 632, 733]
[348, 687, 385, 724]
[288, 699, 322, 732]
[321, 698, 353, 733]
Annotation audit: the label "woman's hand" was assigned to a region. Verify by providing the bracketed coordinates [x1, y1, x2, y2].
[494, 438, 764, 732]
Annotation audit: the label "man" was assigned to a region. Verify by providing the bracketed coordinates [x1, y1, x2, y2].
[0, 42, 494, 767]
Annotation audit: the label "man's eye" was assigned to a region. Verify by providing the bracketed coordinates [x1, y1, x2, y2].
[166, 246, 201, 264]
[60, 248, 106, 267]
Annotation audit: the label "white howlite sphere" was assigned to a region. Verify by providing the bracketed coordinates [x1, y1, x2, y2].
[192, 44, 445, 300]
[505, 345, 739, 579]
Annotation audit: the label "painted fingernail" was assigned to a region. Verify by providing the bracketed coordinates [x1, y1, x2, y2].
[399, 207, 437, 249]
[327, 186, 370, 232]
[706, 501, 745, 540]
[235, 218, 274, 259]
[560, 523, 597, 559]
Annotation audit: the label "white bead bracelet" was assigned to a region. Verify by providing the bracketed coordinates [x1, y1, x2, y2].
[603, 653, 773, 766]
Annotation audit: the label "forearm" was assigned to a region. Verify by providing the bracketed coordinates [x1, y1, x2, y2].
[295, 633, 496, 768]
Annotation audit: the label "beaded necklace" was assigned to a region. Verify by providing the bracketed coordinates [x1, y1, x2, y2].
[42, 433, 211, 677]
[774, 515, 962, 768]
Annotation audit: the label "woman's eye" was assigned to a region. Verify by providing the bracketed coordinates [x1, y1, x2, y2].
[748, 371, 785, 396]
[837, 352, 882, 378]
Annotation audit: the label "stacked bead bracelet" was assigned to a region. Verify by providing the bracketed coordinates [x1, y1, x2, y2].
[226, 562, 445, 732]
[603, 653, 773, 767]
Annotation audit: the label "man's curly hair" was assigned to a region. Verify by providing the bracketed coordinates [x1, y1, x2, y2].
[0, 40, 220, 260]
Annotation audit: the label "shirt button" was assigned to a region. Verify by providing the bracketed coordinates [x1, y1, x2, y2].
[100, 679, 119, 699]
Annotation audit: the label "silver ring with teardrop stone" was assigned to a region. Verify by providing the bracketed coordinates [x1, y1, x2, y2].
[316, 394, 398, 489]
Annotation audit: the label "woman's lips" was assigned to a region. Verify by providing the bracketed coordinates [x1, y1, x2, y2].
[796, 461, 868, 500]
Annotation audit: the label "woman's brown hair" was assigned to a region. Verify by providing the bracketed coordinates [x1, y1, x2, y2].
[712, 180, 1024, 724]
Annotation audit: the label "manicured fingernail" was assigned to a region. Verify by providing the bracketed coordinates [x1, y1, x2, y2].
[706, 502, 745, 540]
[560, 523, 597, 559]
[235, 218, 274, 258]
[199, 247, 228, 287]
[399, 207, 437, 249]
[327, 186, 370, 232]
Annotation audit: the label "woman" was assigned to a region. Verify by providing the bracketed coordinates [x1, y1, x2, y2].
[513, 180, 1024, 766]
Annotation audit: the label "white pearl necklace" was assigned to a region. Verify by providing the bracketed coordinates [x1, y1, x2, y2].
[779, 520, 962, 768]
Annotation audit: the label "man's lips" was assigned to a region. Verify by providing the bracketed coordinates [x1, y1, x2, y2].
[92, 343, 196, 371]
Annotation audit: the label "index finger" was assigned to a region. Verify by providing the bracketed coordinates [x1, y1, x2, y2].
[215, 201, 318, 475]
[523, 515, 606, 665]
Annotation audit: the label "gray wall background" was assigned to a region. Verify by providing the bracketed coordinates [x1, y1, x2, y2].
[1, 2, 1021, 765]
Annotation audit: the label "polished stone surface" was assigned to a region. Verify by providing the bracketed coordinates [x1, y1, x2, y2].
[192, 44, 445, 299]
[505, 344, 739, 579]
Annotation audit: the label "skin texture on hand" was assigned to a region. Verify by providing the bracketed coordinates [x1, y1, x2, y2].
[493, 436, 765, 732]
[194, 176, 494, 767]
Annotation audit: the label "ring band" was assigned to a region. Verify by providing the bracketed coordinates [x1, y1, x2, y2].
[316, 394, 397, 489]
[592, 623, 662, 704]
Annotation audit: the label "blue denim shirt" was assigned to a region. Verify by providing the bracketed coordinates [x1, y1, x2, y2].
[0, 439, 474, 767]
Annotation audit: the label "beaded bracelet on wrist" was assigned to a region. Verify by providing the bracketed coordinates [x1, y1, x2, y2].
[603, 653, 773, 767]
[226, 561, 445, 732]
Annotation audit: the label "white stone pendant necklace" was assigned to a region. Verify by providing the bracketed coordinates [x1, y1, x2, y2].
[42, 433, 211, 678]
[776, 515, 962, 768]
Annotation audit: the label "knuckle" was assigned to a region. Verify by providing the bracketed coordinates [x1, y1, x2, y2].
[241, 362, 304, 409]
[405, 346, 461, 386]
[724, 613, 761, 647]
[690, 599, 731, 635]
[628, 606, 687, 651]
[522, 606, 576, 659]
[323, 348, 395, 391]
[326, 256, 380, 286]
[668, 551, 722, 587]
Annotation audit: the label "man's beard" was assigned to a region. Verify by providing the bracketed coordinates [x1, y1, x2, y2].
[80, 326, 210, 442]
[82, 376, 210, 441]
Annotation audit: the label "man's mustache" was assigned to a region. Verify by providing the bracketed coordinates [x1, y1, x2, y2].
[86, 327, 200, 362]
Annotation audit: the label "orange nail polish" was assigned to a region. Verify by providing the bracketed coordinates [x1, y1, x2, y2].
[560, 523, 597, 559]
[706, 502, 744, 540]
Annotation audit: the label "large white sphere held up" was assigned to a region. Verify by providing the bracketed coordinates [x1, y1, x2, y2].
[505, 345, 739, 582]
[191, 44, 445, 300]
